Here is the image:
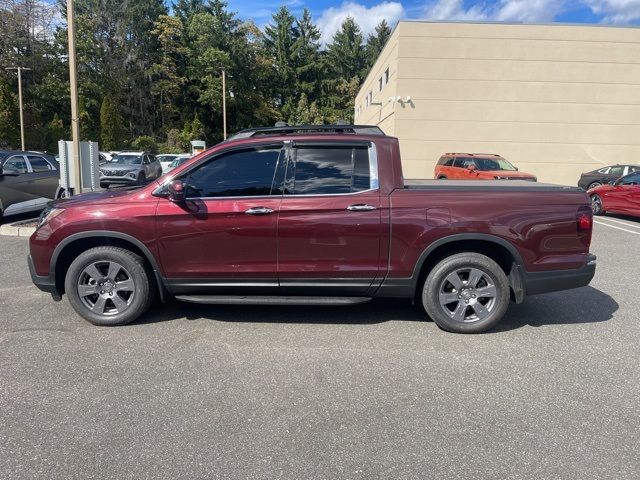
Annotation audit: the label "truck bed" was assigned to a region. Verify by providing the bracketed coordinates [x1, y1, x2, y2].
[404, 179, 583, 193]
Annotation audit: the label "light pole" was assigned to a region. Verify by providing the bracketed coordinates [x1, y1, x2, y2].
[5, 66, 31, 151]
[66, 0, 82, 195]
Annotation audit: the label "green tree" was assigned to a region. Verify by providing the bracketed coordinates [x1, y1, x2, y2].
[100, 95, 123, 150]
[321, 17, 367, 122]
[292, 9, 321, 102]
[132, 135, 158, 153]
[263, 6, 297, 115]
[150, 15, 188, 131]
[288, 93, 323, 125]
[365, 20, 392, 69]
[0, 79, 19, 149]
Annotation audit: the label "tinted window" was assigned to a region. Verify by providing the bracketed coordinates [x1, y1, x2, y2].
[620, 172, 640, 185]
[452, 157, 465, 168]
[185, 146, 281, 198]
[444, 157, 454, 167]
[28, 155, 52, 172]
[4, 155, 28, 173]
[629, 166, 640, 172]
[292, 146, 370, 195]
[609, 166, 625, 176]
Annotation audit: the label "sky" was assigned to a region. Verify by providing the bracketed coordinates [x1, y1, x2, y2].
[225, 0, 640, 44]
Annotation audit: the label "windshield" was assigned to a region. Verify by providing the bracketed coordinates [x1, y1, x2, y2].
[473, 157, 517, 171]
[111, 154, 142, 165]
[158, 155, 177, 162]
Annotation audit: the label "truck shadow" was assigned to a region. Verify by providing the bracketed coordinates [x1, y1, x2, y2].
[137, 286, 617, 332]
[494, 286, 618, 332]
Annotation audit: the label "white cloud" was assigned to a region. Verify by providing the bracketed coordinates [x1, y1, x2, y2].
[422, 0, 567, 23]
[585, 0, 640, 23]
[317, 1, 404, 45]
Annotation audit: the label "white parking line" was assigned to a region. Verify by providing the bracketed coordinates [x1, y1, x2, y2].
[595, 216, 640, 230]
[594, 220, 640, 235]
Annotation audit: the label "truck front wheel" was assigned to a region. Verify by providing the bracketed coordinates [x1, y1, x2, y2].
[64, 246, 155, 326]
[421, 252, 510, 333]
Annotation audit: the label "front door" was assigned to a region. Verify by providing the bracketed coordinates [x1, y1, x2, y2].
[277, 142, 385, 295]
[155, 144, 285, 294]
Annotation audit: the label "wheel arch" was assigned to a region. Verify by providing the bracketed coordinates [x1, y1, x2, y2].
[411, 234, 526, 302]
[51, 231, 168, 301]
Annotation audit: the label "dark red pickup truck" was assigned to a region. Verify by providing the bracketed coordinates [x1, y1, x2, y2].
[29, 125, 596, 333]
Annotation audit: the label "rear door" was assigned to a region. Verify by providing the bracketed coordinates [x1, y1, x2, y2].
[1, 155, 32, 213]
[277, 141, 385, 295]
[26, 155, 59, 200]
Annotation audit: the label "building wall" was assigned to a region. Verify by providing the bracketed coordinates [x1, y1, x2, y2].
[355, 21, 640, 185]
[354, 26, 399, 136]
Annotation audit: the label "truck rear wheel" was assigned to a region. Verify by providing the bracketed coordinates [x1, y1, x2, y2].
[421, 252, 510, 333]
[64, 246, 155, 326]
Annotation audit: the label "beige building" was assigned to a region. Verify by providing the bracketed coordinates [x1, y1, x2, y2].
[355, 21, 640, 185]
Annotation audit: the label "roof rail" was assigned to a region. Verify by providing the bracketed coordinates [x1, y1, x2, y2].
[227, 124, 386, 140]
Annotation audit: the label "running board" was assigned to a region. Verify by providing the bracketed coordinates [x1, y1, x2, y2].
[175, 295, 372, 306]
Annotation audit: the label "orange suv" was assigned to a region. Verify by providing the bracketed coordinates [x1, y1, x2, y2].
[434, 153, 537, 181]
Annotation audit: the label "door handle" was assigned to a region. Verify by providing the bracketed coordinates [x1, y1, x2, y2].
[347, 204, 377, 212]
[245, 207, 274, 215]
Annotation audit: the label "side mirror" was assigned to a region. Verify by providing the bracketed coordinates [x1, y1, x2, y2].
[467, 164, 477, 172]
[515, 167, 519, 171]
[0, 166, 20, 176]
[167, 179, 185, 203]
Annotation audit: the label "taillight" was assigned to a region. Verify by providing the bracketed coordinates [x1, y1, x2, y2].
[577, 207, 593, 248]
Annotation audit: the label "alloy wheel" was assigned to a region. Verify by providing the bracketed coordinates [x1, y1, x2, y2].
[438, 267, 497, 323]
[77, 261, 135, 316]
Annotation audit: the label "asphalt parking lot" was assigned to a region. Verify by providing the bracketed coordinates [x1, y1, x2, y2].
[1, 217, 639, 479]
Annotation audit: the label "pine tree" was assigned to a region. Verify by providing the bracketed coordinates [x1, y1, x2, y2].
[150, 15, 188, 131]
[325, 17, 365, 81]
[292, 9, 321, 102]
[263, 6, 298, 115]
[100, 95, 123, 150]
[0, 79, 19, 149]
[365, 20, 392, 69]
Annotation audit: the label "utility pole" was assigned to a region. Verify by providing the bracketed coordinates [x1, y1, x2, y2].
[67, 0, 82, 195]
[5, 66, 31, 151]
[222, 69, 227, 140]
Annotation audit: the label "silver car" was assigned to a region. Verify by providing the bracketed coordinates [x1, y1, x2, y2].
[99, 151, 162, 188]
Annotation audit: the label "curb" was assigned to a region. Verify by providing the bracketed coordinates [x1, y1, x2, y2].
[0, 222, 36, 237]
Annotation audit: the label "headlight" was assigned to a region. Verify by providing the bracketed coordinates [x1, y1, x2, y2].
[37, 207, 64, 229]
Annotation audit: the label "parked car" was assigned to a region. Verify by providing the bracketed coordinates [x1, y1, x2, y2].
[99, 151, 162, 188]
[578, 164, 639, 191]
[29, 124, 595, 333]
[99, 152, 115, 165]
[434, 153, 537, 181]
[589, 170, 640, 217]
[157, 154, 178, 173]
[165, 154, 191, 173]
[0, 151, 60, 219]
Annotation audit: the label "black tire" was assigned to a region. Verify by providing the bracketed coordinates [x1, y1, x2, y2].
[587, 182, 602, 190]
[590, 194, 604, 216]
[437, 176, 448, 180]
[137, 172, 146, 186]
[421, 252, 510, 333]
[100, 182, 108, 189]
[65, 246, 155, 326]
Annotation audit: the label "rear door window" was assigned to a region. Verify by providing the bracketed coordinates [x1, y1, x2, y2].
[27, 155, 53, 172]
[290, 145, 372, 195]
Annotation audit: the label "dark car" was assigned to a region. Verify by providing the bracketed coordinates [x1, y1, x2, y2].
[578, 164, 640, 190]
[99, 151, 162, 188]
[589, 170, 640, 218]
[0, 151, 60, 219]
[29, 124, 596, 333]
